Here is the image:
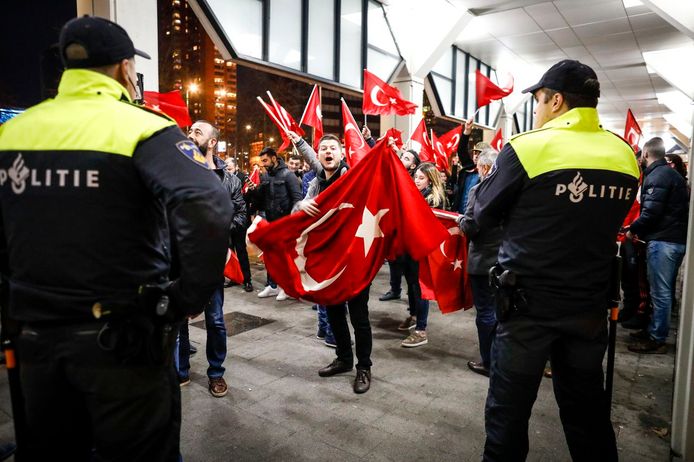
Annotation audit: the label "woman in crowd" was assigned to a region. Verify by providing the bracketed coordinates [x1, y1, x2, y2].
[400, 162, 448, 347]
[459, 148, 500, 376]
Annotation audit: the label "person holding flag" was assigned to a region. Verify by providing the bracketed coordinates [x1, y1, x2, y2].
[286, 130, 373, 393]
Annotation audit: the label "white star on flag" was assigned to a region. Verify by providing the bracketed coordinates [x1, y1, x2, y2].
[451, 259, 463, 271]
[355, 207, 390, 257]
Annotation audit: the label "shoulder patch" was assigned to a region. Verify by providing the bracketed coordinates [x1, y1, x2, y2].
[176, 140, 209, 168]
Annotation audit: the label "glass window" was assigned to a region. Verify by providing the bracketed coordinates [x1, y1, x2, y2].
[208, 0, 263, 59]
[467, 57, 478, 121]
[432, 75, 453, 114]
[269, 0, 302, 70]
[307, 0, 335, 78]
[479, 63, 490, 124]
[432, 47, 453, 79]
[367, 1, 398, 56]
[454, 50, 466, 117]
[367, 49, 399, 82]
[340, 0, 362, 87]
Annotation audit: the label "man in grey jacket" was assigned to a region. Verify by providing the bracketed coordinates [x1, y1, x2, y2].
[460, 148, 501, 377]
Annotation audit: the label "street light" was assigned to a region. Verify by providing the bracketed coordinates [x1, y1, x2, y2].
[185, 82, 199, 107]
[245, 124, 252, 131]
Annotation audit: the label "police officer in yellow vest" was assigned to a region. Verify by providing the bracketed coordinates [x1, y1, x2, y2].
[474, 60, 640, 461]
[0, 16, 231, 460]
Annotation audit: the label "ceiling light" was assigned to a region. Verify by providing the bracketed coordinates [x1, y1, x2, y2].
[623, 0, 643, 7]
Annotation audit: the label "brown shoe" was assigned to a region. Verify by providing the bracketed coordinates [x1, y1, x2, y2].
[209, 377, 228, 397]
[628, 338, 667, 354]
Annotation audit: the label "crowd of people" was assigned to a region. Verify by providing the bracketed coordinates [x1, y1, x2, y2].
[0, 15, 689, 462]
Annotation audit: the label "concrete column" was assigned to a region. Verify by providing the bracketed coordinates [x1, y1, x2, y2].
[76, 0, 159, 91]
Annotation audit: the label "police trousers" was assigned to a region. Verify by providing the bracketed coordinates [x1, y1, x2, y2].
[483, 311, 616, 462]
[17, 321, 181, 461]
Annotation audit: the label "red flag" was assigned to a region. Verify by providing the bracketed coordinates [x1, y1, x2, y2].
[475, 70, 513, 108]
[341, 99, 370, 167]
[438, 125, 462, 157]
[143, 91, 192, 127]
[223, 250, 244, 284]
[410, 118, 435, 163]
[243, 166, 261, 194]
[490, 129, 504, 151]
[430, 130, 450, 171]
[362, 69, 418, 116]
[300, 85, 324, 150]
[257, 92, 305, 151]
[247, 137, 449, 305]
[624, 109, 642, 153]
[419, 209, 473, 314]
[377, 127, 404, 150]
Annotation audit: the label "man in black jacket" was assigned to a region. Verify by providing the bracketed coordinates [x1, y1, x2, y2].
[253, 147, 303, 300]
[626, 137, 688, 354]
[224, 157, 253, 292]
[178, 120, 245, 398]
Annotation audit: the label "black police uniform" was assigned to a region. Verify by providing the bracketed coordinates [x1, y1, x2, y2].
[0, 17, 231, 461]
[474, 61, 640, 462]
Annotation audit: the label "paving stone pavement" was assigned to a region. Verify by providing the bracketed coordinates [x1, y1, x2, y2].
[0, 261, 674, 461]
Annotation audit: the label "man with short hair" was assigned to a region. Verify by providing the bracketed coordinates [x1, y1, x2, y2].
[224, 157, 254, 292]
[0, 16, 231, 459]
[252, 147, 303, 300]
[475, 59, 640, 460]
[289, 131, 374, 394]
[626, 136, 688, 354]
[287, 153, 303, 180]
[452, 118, 487, 213]
[175, 120, 245, 397]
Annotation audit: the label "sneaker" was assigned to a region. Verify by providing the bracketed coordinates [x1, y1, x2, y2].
[397, 316, 416, 331]
[353, 368, 371, 394]
[628, 338, 667, 354]
[223, 280, 237, 288]
[179, 376, 191, 387]
[276, 288, 289, 301]
[258, 285, 280, 298]
[324, 334, 337, 348]
[402, 330, 428, 348]
[243, 281, 254, 292]
[209, 377, 228, 397]
[316, 328, 326, 339]
[189, 344, 197, 356]
[379, 290, 401, 301]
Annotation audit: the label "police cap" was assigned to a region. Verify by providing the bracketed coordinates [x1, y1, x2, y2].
[59, 15, 151, 69]
[522, 59, 600, 98]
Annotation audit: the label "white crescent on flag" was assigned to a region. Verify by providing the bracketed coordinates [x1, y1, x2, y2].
[626, 127, 640, 146]
[446, 134, 460, 151]
[345, 122, 365, 149]
[439, 226, 463, 258]
[370, 85, 388, 107]
[294, 203, 355, 291]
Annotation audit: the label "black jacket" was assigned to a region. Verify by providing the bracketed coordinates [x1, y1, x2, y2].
[461, 184, 502, 275]
[474, 108, 640, 316]
[629, 159, 689, 244]
[0, 69, 232, 321]
[213, 156, 246, 234]
[255, 157, 303, 221]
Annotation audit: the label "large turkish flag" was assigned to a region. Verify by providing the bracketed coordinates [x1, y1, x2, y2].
[419, 209, 473, 314]
[143, 91, 192, 128]
[247, 137, 449, 305]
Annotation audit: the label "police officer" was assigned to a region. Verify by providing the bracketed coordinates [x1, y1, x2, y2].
[474, 60, 640, 461]
[0, 16, 231, 460]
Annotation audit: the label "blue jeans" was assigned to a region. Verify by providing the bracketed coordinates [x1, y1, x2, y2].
[175, 287, 227, 379]
[646, 240, 685, 343]
[317, 305, 335, 339]
[403, 254, 429, 330]
[469, 274, 497, 368]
